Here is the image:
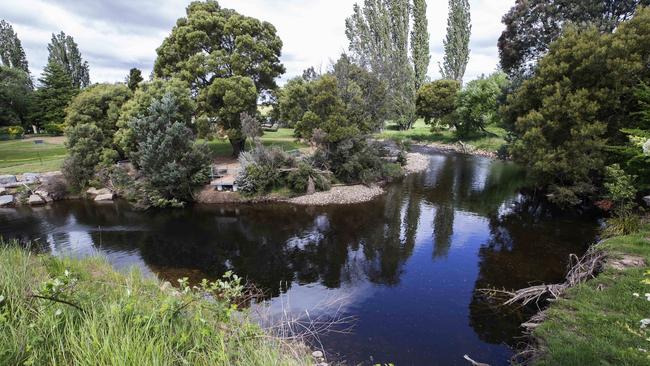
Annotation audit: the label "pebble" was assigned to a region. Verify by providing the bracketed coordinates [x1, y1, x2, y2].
[288, 185, 384, 206]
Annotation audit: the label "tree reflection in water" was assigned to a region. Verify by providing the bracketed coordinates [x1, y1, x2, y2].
[0, 151, 599, 365]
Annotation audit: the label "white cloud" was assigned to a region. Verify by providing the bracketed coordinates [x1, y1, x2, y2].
[0, 0, 515, 85]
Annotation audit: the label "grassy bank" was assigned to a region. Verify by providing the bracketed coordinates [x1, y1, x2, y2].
[376, 119, 507, 153]
[0, 137, 66, 175]
[0, 244, 309, 365]
[532, 224, 650, 365]
[195, 128, 308, 158]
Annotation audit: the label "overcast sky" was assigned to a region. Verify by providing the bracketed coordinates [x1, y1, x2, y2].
[0, 0, 515, 85]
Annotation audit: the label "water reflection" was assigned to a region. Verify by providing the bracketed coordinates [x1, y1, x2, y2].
[0, 151, 599, 365]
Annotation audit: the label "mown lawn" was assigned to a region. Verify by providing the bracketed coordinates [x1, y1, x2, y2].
[533, 224, 650, 365]
[376, 119, 507, 153]
[0, 243, 309, 365]
[202, 128, 308, 158]
[0, 137, 67, 175]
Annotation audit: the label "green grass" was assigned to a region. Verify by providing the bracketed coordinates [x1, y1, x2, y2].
[201, 128, 308, 158]
[533, 224, 650, 365]
[0, 138, 67, 174]
[375, 119, 507, 153]
[0, 244, 309, 365]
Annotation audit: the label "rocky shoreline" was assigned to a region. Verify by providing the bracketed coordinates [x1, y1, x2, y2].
[411, 141, 498, 159]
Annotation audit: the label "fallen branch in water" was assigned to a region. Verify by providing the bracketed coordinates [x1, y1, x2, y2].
[478, 246, 606, 307]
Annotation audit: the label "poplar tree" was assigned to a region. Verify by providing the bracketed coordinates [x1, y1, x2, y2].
[345, 0, 416, 129]
[47, 32, 90, 88]
[0, 20, 29, 75]
[411, 0, 430, 91]
[440, 0, 471, 82]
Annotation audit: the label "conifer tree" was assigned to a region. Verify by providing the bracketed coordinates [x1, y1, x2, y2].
[33, 61, 77, 126]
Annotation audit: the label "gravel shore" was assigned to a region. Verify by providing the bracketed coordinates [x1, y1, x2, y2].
[404, 152, 430, 174]
[286, 184, 384, 206]
[414, 142, 497, 159]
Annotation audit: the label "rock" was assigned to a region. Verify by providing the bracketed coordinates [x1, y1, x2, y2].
[306, 176, 316, 195]
[35, 190, 53, 203]
[28, 194, 45, 205]
[644, 195, 650, 207]
[87, 187, 112, 196]
[312, 351, 323, 358]
[0, 195, 14, 207]
[0, 175, 17, 185]
[21, 173, 41, 183]
[94, 193, 115, 201]
[0, 187, 5, 195]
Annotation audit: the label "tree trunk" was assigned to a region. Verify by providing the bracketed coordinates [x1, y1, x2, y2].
[229, 138, 246, 157]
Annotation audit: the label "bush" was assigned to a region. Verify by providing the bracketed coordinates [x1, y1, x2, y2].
[43, 123, 65, 136]
[235, 144, 292, 195]
[286, 162, 330, 193]
[0, 125, 24, 139]
[416, 79, 460, 127]
[328, 138, 399, 184]
[62, 123, 104, 189]
[129, 94, 211, 204]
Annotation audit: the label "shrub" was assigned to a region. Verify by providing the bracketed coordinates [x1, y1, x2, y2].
[235, 144, 292, 195]
[43, 123, 65, 136]
[286, 162, 330, 194]
[62, 123, 104, 189]
[0, 125, 24, 139]
[129, 94, 210, 204]
[416, 79, 460, 127]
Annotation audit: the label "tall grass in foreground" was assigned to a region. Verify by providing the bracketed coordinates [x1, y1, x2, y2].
[0, 243, 310, 365]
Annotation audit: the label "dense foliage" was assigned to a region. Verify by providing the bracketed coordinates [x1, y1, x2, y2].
[346, 0, 417, 129]
[47, 31, 90, 88]
[416, 79, 460, 127]
[0, 20, 29, 75]
[275, 77, 310, 127]
[0, 66, 33, 127]
[498, 0, 647, 77]
[128, 94, 210, 204]
[62, 84, 132, 188]
[33, 61, 77, 128]
[504, 8, 650, 205]
[154, 0, 284, 155]
[114, 78, 195, 157]
[126, 67, 143, 91]
[440, 0, 471, 82]
[454, 72, 508, 137]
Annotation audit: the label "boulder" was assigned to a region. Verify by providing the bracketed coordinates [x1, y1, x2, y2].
[28, 194, 45, 205]
[35, 190, 53, 203]
[0, 175, 17, 185]
[0, 187, 5, 195]
[21, 173, 41, 183]
[644, 195, 650, 207]
[94, 193, 115, 201]
[0, 195, 14, 207]
[87, 187, 112, 196]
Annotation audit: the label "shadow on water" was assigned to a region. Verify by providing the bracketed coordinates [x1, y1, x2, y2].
[0, 151, 599, 366]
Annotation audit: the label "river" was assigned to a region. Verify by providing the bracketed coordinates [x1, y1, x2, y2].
[0, 151, 599, 365]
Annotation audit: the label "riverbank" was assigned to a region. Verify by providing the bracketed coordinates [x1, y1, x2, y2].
[529, 223, 650, 365]
[0, 243, 312, 365]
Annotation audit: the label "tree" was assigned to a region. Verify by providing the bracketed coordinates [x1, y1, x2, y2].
[62, 84, 132, 187]
[276, 77, 310, 127]
[115, 78, 194, 157]
[411, 0, 430, 91]
[504, 8, 650, 206]
[47, 32, 90, 88]
[331, 54, 387, 132]
[33, 61, 77, 127]
[0, 65, 33, 127]
[126, 68, 143, 91]
[154, 0, 284, 155]
[454, 72, 508, 137]
[129, 93, 210, 202]
[440, 0, 471, 82]
[62, 123, 104, 188]
[498, 0, 647, 78]
[345, 0, 416, 129]
[0, 20, 29, 74]
[204, 75, 258, 156]
[416, 79, 460, 127]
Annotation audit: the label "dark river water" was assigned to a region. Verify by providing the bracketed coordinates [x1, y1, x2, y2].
[0, 151, 600, 365]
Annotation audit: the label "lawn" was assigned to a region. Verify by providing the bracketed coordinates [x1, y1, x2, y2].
[0, 137, 67, 175]
[376, 119, 507, 153]
[532, 224, 650, 365]
[201, 128, 308, 158]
